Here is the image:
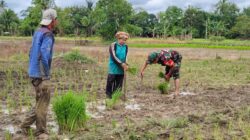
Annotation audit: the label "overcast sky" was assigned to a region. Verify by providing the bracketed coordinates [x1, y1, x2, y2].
[5, 0, 250, 16]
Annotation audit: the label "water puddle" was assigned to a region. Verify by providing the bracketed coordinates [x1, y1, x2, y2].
[2, 104, 10, 115]
[125, 104, 141, 110]
[180, 92, 195, 96]
[86, 100, 106, 119]
[48, 121, 59, 133]
[125, 99, 142, 110]
[4, 125, 16, 134]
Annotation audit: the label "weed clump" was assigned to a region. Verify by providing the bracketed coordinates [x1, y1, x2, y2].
[63, 50, 94, 64]
[52, 91, 88, 132]
[158, 82, 170, 94]
[106, 89, 123, 109]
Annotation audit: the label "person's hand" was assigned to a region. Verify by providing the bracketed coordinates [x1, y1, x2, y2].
[140, 71, 144, 79]
[165, 74, 170, 81]
[122, 63, 128, 71]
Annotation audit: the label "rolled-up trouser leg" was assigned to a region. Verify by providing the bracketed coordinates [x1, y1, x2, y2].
[20, 78, 43, 134]
[35, 80, 50, 136]
[20, 107, 36, 134]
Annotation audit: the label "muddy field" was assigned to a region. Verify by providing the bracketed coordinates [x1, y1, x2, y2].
[1, 40, 250, 139]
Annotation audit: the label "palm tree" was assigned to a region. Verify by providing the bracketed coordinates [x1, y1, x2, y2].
[0, 0, 6, 8]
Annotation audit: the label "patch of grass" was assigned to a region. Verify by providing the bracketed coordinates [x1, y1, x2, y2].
[52, 90, 88, 132]
[127, 67, 137, 75]
[63, 50, 94, 64]
[162, 117, 189, 129]
[106, 89, 123, 109]
[9, 53, 28, 61]
[146, 117, 189, 129]
[157, 82, 170, 94]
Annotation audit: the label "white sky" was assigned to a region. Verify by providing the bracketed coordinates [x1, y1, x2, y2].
[5, 0, 250, 16]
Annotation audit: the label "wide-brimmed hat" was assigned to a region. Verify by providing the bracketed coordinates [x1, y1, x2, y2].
[40, 9, 57, 26]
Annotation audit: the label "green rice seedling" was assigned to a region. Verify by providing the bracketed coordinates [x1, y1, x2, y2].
[161, 117, 189, 129]
[4, 131, 12, 140]
[169, 131, 175, 140]
[213, 124, 224, 140]
[193, 125, 203, 140]
[106, 89, 123, 109]
[158, 71, 165, 78]
[28, 129, 35, 140]
[157, 82, 170, 94]
[111, 119, 117, 129]
[63, 50, 94, 64]
[52, 90, 88, 132]
[127, 67, 137, 75]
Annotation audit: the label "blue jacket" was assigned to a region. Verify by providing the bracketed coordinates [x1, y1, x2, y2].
[108, 42, 128, 74]
[28, 27, 55, 79]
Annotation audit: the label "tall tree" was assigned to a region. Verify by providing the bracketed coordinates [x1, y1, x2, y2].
[158, 6, 183, 38]
[130, 10, 158, 37]
[231, 15, 250, 38]
[20, 0, 55, 35]
[183, 6, 207, 38]
[243, 6, 250, 17]
[94, 0, 133, 40]
[215, 0, 239, 35]
[0, 9, 19, 34]
[0, 0, 6, 8]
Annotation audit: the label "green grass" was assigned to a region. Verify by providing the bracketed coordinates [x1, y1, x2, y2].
[52, 90, 88, 132]
[106, 89, 123, 109]
[129, 43, 250, 50]
[63, 49, 94, 64]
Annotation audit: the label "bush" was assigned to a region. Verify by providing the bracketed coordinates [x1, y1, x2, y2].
[209, 36, 226, 42]
[106, 89, 123, 109]
[63, 50, 94, 64]
[52, 91, 88, 132]
[157, 82, 170, 94]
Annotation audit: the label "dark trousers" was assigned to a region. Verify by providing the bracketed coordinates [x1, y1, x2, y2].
[105, 74, 124, 98]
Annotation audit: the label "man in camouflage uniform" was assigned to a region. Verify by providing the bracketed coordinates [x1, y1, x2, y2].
[140, 49, 182, 98]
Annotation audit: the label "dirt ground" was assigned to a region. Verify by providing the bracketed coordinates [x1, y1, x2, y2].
[1, 40, 250, 139]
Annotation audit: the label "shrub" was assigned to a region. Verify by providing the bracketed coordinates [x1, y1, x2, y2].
[63, 50, 94, 64]
[157, 82, 170, 94]
[52, 91, 88, 132]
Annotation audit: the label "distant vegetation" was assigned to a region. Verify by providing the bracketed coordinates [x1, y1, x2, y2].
[0, 0, 250, 40]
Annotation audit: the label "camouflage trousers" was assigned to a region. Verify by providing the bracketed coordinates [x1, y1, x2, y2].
[21, 79, 50, 136]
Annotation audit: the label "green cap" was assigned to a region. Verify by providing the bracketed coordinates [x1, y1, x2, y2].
[147, 52, 159, 64]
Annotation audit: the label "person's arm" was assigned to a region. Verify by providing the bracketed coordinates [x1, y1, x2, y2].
[40, 34, 53, 79]
[140, 61, 148, 79]
[109, 43, 128, 70]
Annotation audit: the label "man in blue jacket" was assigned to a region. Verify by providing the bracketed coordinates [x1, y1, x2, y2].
[20, 9, 57, 139]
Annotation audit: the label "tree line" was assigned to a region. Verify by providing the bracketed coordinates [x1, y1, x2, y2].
[0, 0, 250, 40]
